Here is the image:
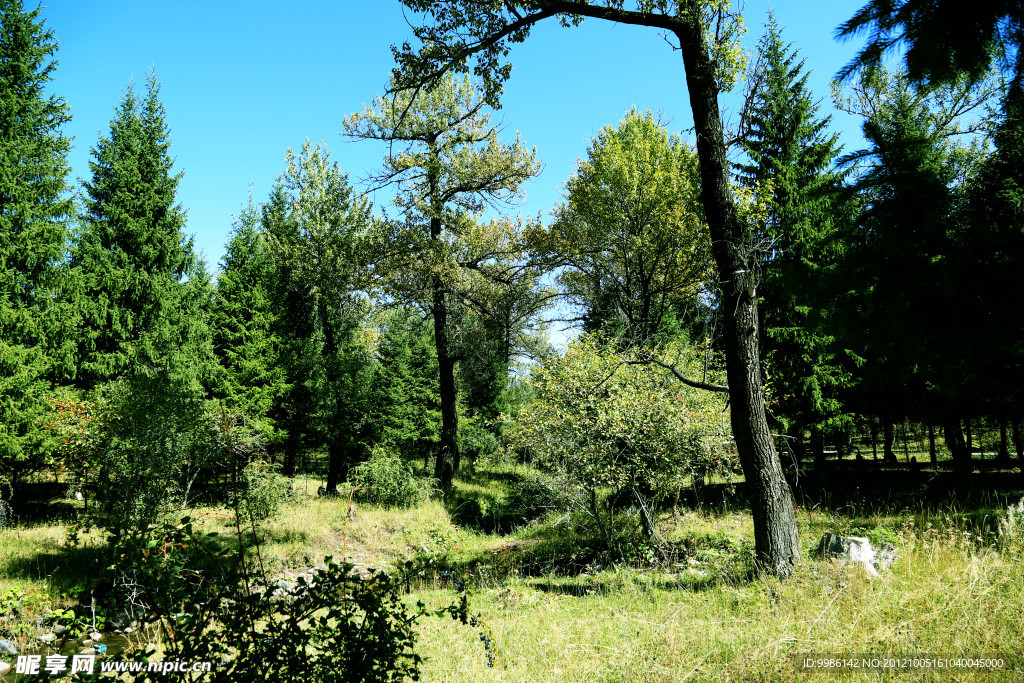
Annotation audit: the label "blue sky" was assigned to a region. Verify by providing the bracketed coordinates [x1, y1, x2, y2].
[42, 1, 867, 272]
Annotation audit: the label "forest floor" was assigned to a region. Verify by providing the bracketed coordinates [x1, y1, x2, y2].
[1, 460, 1023, 681]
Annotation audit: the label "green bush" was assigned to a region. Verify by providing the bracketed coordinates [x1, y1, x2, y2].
[104, 517, 487, 682]
[351, 446, 432, 508]
[502, 470, 572, 526]
[239, 459, 292, 521]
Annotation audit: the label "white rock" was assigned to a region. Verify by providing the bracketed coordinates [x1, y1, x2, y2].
[0, 661, 11, 675]
[37, 633, 56, 643]
[816, 532, 897, 577]
[90, 631, 102, 642]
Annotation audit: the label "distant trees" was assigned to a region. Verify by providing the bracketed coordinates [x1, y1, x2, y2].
[0, 0, 73, 473]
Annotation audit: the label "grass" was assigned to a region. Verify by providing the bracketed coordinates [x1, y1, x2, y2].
[2, 464, 1023, 681]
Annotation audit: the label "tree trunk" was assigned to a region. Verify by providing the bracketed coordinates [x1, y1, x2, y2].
[431, 255, 459, 493]
[883, 421, 898, 463]
[676, 15, 799, 578]
[928, 424, 937, 467]
[944, 419, 971, 473]
[998, 419, 1010, 464]
[1013, 421, 1024, 473]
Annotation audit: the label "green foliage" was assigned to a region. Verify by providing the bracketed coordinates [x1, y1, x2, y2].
[346, 72, 542, 491]
[543, 108, 711, 344]
[351, 446, 432, 509]
[42, 387, 100, 498]
[504, 335, 734, 545]
[501, 469, 573, 526]
[736, 17, 852, 441]
[212, 198, 287, 446]
[276, 140, 375, 492]
[0, 0, 73, 471]
[832, 68, 996, 420]
[104, 516, 484, 682]
[72, 72, 212, 391]
[95, 372, 217, 540]
[369, 309, 440, 454]
[239, 459, 292, 522]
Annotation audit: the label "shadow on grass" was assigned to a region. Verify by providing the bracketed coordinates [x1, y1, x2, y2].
[1, 543, 107, 595]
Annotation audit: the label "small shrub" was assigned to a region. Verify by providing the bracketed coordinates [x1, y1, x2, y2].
[351, 446, 432, 508]
[460, 426, 499, 463]
[502, 470, 572, 526]
[239, 459, 292, 521]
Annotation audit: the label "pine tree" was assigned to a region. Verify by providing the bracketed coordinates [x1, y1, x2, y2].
[72, 72, 207, 388]
[212, 197, 287, 444]
[736, 17, 851, 460]
[837, 69, 962, 454]
[369, 309, 440, 455]
[0, 0, 73, 470]
[260, 184, 319, 475]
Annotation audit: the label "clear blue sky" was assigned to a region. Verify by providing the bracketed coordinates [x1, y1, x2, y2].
[41, 1, 867, 272]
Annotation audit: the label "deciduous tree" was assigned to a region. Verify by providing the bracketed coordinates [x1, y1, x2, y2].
[545, 108, 711, 345]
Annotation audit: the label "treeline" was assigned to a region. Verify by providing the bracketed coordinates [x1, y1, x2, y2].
[2, 1, 1023, 534]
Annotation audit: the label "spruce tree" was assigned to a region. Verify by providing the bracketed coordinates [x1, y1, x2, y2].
[0, 0, 73, 471]
[212, 198, 286, 445]
[72, 72, 207, 388]
[369, 309, 440, 456]
[736, 17, 851, 461]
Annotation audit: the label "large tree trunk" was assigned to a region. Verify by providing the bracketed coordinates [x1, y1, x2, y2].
[944, 419, 971, 473]
[676, 15, 799, 578]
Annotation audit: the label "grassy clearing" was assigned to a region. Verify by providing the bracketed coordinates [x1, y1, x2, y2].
[2, 466, 1023, 681]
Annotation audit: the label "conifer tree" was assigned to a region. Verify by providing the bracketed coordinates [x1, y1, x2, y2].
[0, 0, 73, 471]
[260, 184, 320, 475]
[736, 17, 851, 460]
[345, 74, 541, 492]
[72, 72, 210, 388]
[212, 197, 287, 445]
[369, 309, 440, 456]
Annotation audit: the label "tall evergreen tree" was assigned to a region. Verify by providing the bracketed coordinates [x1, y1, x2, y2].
[72, 72, 210, 388]
[0, 0, 73, 472]
[212, 197, 287, 445]
[369, 308, 440, 456]
[960, 76, 1024, 466]
[835, 70, 965, 459]
[736, 17, 851, 461]
[260, 184, 320, 475]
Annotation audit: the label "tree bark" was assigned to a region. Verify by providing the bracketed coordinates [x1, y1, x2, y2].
[883, 421, 898, 463]
[676, 14, 799, 578]
[928, 424, 937, 467]
[998, 419, 1010, 464]
[944, 419, 971, 473]
[432, 280, 459, 492]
